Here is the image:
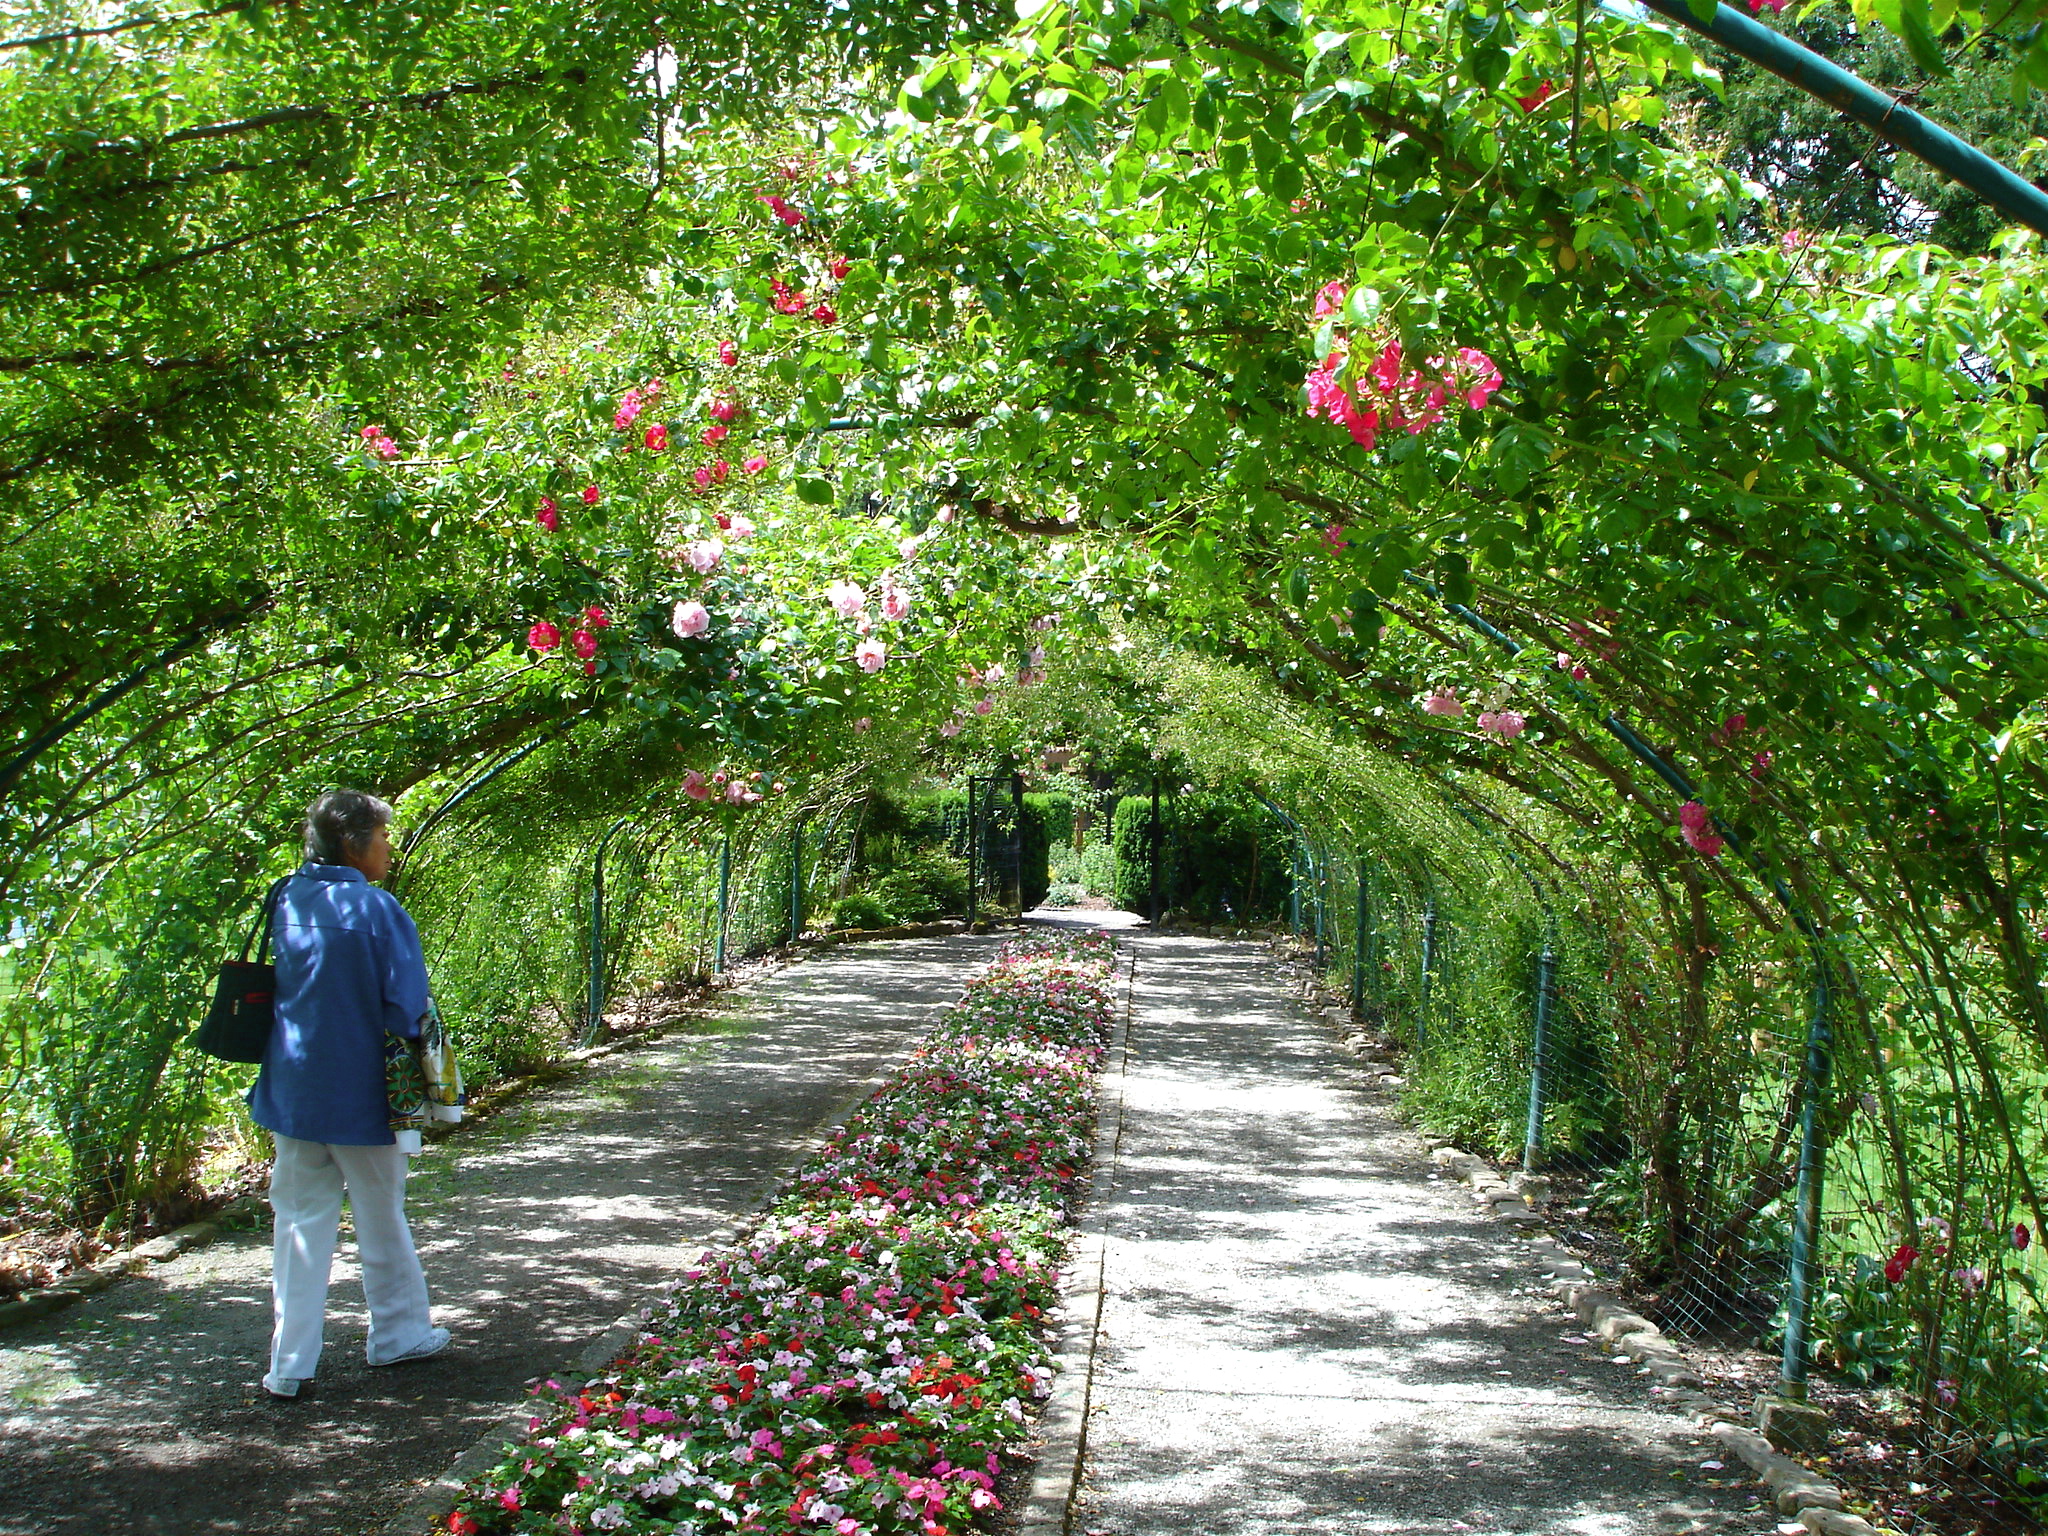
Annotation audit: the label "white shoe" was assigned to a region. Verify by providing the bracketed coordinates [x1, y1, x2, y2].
[369, 1326, 449, 1366]
[261, 1373, 304, 1398]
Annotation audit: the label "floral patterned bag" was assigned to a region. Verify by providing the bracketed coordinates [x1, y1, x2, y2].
[385, 999, 465, 1147]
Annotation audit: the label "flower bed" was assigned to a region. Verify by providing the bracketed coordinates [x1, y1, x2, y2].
[445, 931, 1118, 1536]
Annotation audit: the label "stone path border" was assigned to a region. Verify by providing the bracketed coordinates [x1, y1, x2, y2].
[1011, 945, 1138, 1536]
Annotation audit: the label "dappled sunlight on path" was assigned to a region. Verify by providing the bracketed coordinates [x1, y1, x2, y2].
[0, 935, 998, 1536]
[1074, 933, 1761, 1536]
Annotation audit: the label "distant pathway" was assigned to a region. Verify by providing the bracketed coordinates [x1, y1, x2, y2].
[0, 933, 998, 1536]
[1067, 932, 1763, 1536]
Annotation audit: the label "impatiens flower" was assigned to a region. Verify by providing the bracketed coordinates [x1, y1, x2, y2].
[497, 1488, 521, 1512]
[1312, 280, 1347, 318]
[584, 605, 610, 629]
[672, 600, 710, 638]
[1884, 1243, 1921, 1284]
[682, 770, 711, 801]
[570, 628, 598, 660]
[881, 585, 911, 621]
[448, 1514, 480, 1536]
[830, 254, 852, 279]
[581, 484, 601, 505]
[709, 394, 741, 424]
[827, 580, 866, 618]
[1422, 688, 1462, 717]
[527, 621, 561, 652]
[855, 637, 887, 672]
[743, 454, 769, 473]
[811, 301, 838, 326]
[643, 423, 668, 452]
[718, 338, 739, 366]
[686, 538, 724, 574]
[535, 498, 559, 532]
[702, 423, 729, 445]
[1516, 80, 1554, 112]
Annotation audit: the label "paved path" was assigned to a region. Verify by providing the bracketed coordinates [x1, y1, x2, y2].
[1068, 932, 1762, 1536]
[0, 933, 998, 1536]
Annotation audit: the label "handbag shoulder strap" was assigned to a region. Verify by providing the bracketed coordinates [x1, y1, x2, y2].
[238, 876, 292, 963]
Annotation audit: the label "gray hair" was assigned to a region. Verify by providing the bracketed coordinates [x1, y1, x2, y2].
[303, 790, 394, 865]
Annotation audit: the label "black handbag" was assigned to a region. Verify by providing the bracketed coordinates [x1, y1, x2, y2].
[192, 877, 290, 1063]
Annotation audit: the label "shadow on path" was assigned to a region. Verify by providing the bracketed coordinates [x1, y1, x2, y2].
[0, 935, 998, 1536]
[1075, 933, 1765, 1536]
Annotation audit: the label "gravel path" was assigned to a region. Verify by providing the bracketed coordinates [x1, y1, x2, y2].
[1069, 932, 1767, 1536]
[0, 933, 999, 1536]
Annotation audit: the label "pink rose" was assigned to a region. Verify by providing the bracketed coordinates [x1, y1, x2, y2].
[811, 301, 837, 326]
[1312, 280, 1347, 318]
[881, 585, 910, 621]
[1422, 689, 1462, 717]
[644, 424, 668, 452]
[939, 720, 961, 738]
[1478, 710, 1526, 740]
[581, 484, 600, 505]
[709, 394, 741, 424]
[686, 539, 724, 574]
[742, 455, 768, 473]
[527, 621, 561, 652]
[570, 628, 598, 660]
[682, 770, 711, 801]
[974, 696, 994, 715]
[671, 600, 710, 638]
[829, 254, 852, 279]
[702, 423, 728, 445]
[827, 581, 866, 619]
[535, 500, 559, 531]
[854, 638, 887, 672]
[725, 513, 756, 539]
[718, 339, 739, 366]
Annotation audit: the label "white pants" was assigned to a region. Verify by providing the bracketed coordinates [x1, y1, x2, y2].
[267, 1135, 434, 1379]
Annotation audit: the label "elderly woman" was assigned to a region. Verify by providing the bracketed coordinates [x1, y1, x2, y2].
[250, 789, 449, 1399]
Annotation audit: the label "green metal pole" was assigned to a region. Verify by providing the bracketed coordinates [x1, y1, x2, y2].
[1781, 954, 1834, 1396]
[1418, 897, 1438, 1049]
[1523, 942, 1557, 1173]
[789, 813, 805, 941]
[714, 833, 732, 974]
[1148, 776, 1161, 924]
[583, 816, 630, 1047]
[1351, 856, 1370, 1020]
[1629, 0, 2048, 239]
[965, 776, 979, 928]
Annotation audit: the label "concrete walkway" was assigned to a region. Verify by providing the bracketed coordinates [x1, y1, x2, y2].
[1067, 932, 1762, 1536]
[0, 933, 998, 1536]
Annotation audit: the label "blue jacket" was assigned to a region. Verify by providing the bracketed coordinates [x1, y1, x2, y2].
[248, 863, 431, 1146]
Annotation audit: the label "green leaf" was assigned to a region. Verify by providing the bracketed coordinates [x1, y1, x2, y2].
[797, 477, 835, 506]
